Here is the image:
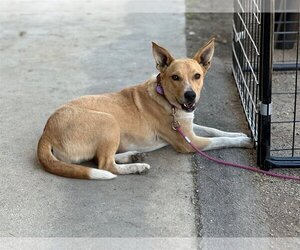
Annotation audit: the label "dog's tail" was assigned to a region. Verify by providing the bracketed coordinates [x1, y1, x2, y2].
[37, 134, 116, 180]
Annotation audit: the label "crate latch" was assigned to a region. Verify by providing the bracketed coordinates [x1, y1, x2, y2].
[259, 102, 272, 116]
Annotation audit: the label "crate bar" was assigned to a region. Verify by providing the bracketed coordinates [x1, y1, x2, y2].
[271, 147, 300, 152]
[291, 13, 299, 157]
[257, 0, 274, 169]
[273, 63, 300, 71]
[242, 62, 300, 72]
[266, 157, 300, 168]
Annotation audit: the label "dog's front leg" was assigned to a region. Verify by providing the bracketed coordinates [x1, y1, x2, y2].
[181, 135, 252, 152]
[193, 124, 248, 138]
[201, 136, 253, 151]
[172, 131, 252, 153]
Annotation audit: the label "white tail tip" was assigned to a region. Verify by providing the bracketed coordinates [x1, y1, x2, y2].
[89, 168, 117, 180]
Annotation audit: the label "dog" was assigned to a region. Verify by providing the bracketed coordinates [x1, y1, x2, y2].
[37, 38, 252, 180]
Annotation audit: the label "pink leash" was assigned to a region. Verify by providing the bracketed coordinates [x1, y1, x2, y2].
[176, 127, 300, 182]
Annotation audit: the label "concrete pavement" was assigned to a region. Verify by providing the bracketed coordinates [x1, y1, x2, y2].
[1, 0, 300, 249]
[0, 0, 196, 241]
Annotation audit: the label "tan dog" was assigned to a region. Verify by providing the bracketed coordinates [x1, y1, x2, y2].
[37, 39, 251, 180]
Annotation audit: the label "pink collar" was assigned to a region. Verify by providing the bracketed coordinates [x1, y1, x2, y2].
[155, 74, 164, 96]
[155, 74, 176, 111]
[156, 85, 164, 95]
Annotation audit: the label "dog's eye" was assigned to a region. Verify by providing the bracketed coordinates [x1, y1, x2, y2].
[194, 73, 201, 79]
[171, 75, 180, 81]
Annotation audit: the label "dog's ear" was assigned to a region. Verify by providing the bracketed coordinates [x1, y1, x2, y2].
[193, 38, 215, 71]
[152, 42, 175, 72]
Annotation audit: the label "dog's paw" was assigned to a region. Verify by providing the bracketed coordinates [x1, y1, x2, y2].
[131, 153, 147, 163]
[137, 163, 151, 175]
[115, 163, 150, 175]
[241, 137, 254, 148]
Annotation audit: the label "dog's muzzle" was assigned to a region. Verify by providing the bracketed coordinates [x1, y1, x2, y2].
[182, 90, 196, 112]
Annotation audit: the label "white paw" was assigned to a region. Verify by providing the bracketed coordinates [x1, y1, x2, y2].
[137, 163, 151, 175]
[240, 137, 253, 148]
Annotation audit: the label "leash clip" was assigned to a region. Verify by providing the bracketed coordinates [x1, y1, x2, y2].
[171, 107, 180, 130]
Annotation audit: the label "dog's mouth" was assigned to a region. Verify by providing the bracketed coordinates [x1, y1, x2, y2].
[181, 102, 196, 112]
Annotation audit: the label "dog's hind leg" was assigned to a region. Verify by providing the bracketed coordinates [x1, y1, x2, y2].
[115, 151, 146, 164]
[97, 143, 150, 175]
[93, 114, 150, 175]
[98, 153, 150, 175]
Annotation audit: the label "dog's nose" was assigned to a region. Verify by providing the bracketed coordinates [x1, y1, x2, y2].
[184, 91, 196, 102]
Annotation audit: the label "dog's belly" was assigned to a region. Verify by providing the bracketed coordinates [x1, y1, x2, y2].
[119, 137, 168, 153]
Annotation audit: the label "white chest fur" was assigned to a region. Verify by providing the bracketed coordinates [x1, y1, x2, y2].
[175, 110, 195, 120]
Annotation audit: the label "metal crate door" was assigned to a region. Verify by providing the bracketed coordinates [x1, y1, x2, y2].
[232, 0, 300, 169]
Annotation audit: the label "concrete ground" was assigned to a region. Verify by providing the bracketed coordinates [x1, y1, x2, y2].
[0, 0, 299, 249]
[0, 0, 195, 242]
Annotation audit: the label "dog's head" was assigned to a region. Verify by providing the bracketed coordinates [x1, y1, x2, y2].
[152, 38, 214, 112]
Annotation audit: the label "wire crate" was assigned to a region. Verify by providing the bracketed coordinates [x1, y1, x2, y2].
[232, 0, 300, 169]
